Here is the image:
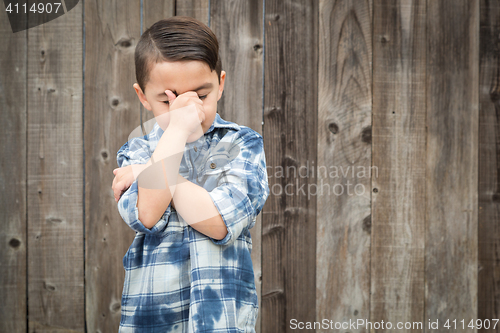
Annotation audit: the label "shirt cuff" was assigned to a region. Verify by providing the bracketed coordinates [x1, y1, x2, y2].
[207, 184, 255, 246]
[118, 180, 172, 235]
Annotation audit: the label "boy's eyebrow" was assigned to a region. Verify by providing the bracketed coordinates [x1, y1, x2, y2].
[157, 83, 213, 98]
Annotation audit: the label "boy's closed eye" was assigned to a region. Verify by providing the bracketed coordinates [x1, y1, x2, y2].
[163, 95, 207, 105]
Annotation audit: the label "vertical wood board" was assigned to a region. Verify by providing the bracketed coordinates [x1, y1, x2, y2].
[0, 7, 27, 333]
[316, 1, 373, 331]
[262, 0, 318, 332]
[425, 0, 479, 330]
[84, 0, 141, 332]
[478, 0, 500, 331]
[27, 1, 84, 331]
[370, 0, 426, 332]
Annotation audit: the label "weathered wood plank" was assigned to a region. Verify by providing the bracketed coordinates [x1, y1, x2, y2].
[176, 0, 210, 26]
[143, 0, 175, 27]
[84, 1, 141, 332]
[27, 1, 84, 332]
[210, 1, 264, 331]
[0, 7, 27, 333]
[478, 0, 500, 331]
[316, 0, 373, 331]
[370, 1, 426, 332]
[426, 0, 479, 331]
[262, 0, 318, 332]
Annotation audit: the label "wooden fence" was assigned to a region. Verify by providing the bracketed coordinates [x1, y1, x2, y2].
[1, 0, 499, 332]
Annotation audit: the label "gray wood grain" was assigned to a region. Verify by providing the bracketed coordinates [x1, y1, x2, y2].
[176, 0, 210, 25]
[0, 7, 27, 333]
[316, 1, 373, 331]
[84, 0, 141, 332]
[370, 1, 426, 332]
[478, 0, 500, 331]
[426, 0, 479, 331]
[262, 0, 318, 332]
[144, 0, 175, 27]
[210, 1, 264, 331]
[27, 1, 84, 331]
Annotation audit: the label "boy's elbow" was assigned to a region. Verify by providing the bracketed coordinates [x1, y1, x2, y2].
[142, 219, 156, 230]
[213, 213, 229, 240]
[212, 227, 228, 241]
[138, 210, 158, 229]
[136, 193, 171, 229]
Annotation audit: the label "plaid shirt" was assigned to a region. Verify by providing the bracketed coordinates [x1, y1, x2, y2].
[116, 113, 269, 332]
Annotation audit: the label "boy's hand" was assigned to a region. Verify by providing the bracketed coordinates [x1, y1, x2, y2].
[112, 164, 147, 202]
[165, 89, 205, 140]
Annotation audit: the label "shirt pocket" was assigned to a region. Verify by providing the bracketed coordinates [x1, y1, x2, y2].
[196, 153, 232, 190]
[198, 142, 240, 183]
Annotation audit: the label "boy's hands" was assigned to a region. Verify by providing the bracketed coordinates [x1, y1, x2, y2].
[165, 89, 206, 141]
[112, 164, 147, 202]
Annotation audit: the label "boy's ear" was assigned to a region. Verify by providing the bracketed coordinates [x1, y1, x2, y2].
[133, 83, 153, 111]
[217, 71, 226, 101]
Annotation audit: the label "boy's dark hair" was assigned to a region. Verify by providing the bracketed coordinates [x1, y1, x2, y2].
[135, 16, 222, 93]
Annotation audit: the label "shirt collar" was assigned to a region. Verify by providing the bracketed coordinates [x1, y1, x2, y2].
[204, 112, 241, 134]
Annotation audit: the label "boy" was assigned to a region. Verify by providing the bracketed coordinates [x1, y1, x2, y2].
[111, 16, 269, 332]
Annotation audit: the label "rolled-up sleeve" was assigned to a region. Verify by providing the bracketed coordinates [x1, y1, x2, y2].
[208, 131, 270, 246]
[116, 140, 173, 235]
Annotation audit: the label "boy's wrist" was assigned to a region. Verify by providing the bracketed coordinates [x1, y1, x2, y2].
[151, 124, 189, 161]
[164, 122, 193, 141]
[131, 163, 148, 180]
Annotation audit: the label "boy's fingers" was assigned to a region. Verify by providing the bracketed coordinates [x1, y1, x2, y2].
[165, 89, 176, 103]
[179, 91, 198, 97]
[112, 180, 122, 194]
[196, 104, 206, 121]
[113, 187, 121, 202]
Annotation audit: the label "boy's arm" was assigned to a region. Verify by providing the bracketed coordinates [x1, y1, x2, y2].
[171, 174, 228, 240]
[172, 133, 270, 245]
[114, 139, 170, 234]
[135, 125, 188, 228]
[134, 90, 207, 229]
[137, 130, 227, 239]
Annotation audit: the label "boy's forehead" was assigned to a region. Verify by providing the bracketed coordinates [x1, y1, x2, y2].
[149, 60, 214, 81]
[155, 82, 214, 98]
[148, 60, 217, 94]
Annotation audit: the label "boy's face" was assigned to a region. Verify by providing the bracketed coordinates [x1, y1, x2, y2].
[133, 60, 225, 134]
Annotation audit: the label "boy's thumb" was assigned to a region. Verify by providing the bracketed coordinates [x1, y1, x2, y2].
[165, 89, 176, 103]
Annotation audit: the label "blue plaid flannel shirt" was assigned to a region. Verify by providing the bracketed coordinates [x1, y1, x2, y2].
[116, 113, 269, 332]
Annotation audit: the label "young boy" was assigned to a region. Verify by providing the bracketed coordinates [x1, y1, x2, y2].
[111, 16, 269, 332]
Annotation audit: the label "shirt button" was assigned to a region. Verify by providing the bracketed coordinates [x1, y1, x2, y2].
[210, 162, 216, 169]
[194, 146, 197, 152]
